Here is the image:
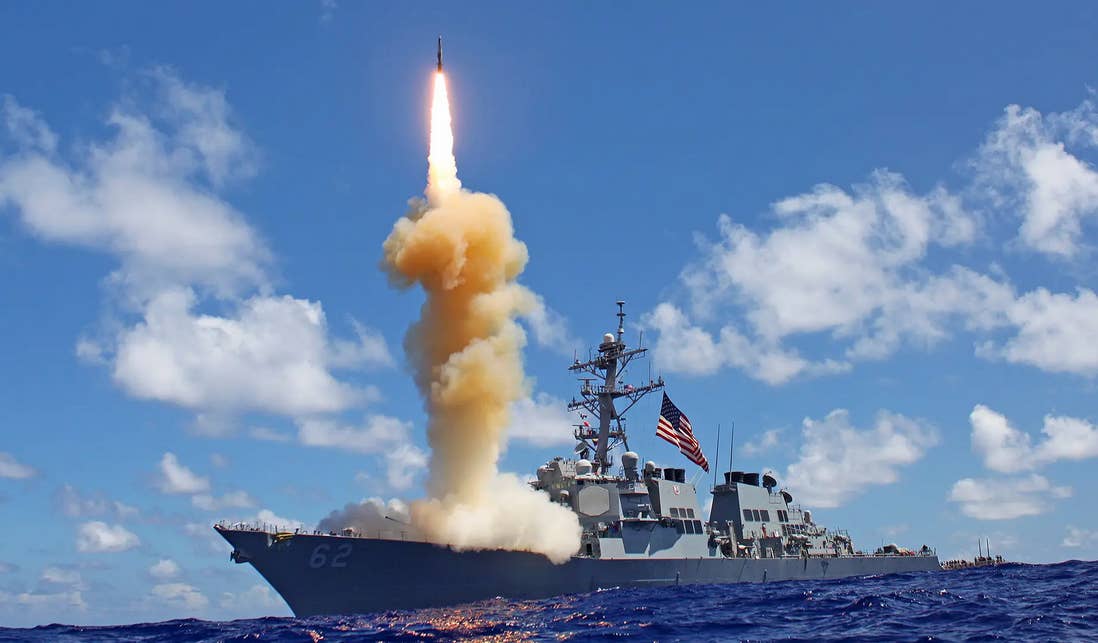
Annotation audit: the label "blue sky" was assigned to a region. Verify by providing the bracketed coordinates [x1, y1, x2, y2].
[2, 1, 1098, 627]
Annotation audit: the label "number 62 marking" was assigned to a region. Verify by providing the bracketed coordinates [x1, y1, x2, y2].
[309, 543, 352, 568]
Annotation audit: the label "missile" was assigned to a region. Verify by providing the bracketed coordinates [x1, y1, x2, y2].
[437, 36, 443, 72]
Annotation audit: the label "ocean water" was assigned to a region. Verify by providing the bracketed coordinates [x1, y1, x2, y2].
[3, 560, 1095, 642]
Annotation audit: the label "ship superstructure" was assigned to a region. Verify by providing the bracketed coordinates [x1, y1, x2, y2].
[215, 302, 940, 616]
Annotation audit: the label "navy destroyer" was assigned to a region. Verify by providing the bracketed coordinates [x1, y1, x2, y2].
[215, 302, 940, 616]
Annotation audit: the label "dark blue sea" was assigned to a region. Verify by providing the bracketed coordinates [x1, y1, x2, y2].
[3, 560, 1095, 642]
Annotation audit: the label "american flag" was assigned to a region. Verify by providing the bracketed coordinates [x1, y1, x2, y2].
[656, 392, 709, 471]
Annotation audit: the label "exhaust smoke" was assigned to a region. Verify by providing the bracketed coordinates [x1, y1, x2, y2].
[380, 70, 581, 563]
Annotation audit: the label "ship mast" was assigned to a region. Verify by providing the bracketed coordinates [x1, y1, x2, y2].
[568, 301, 664, 473]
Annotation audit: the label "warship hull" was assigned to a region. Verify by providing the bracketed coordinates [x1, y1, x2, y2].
[216, 527, 941, 617]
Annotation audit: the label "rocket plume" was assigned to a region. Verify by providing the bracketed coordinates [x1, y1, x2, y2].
[381, 70, 581, 563]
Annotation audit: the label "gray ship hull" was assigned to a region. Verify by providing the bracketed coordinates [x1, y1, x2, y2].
[216, 528, 942, 617]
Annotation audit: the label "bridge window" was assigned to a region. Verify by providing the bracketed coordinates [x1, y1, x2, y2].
[693, 520, 703, 533]
[670, 507, 680, 517]
[760, 510, 771, 522]
[743, 509, 753, 522]
[686, 508, 695, 518]
[684, 520, 696, 534]
[752, 509, 762, 521]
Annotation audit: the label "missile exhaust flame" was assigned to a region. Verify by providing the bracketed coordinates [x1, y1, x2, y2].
[381, 60, 581, 563]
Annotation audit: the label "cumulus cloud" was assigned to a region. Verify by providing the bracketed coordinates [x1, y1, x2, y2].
[520, 295, 579, 355]
[948, 474, 1071, 520]
[784, 409, 938, 508]
[149, 558, 180, 580]
[979, 287, 1098, 376]
[0, 589, 86, 611]
[0, 70, 387, 426]
[40, 566, 83, 589]
[156, 452, 210, 495]
[254, 509, 303, 531]
[969, 404, 1098, 472]
[297, 415, 427, 490]
[1, 95, 57, 152]
[0, 452, 37, 479]
[973, 100, 1098, 257]
[505, 393, 578, 448]
[644, 95, 1098, 385]
[741, 428, 783, 456]
[56, 484, 138, 519]
[76, 521, 140, 552]
[191, 490, 256, 512]
[114, 289, 373, 419]
[151, 582, 209, 611]
[219, 583, 283, 614]
[1062, 526, 1098, 548]
[644, 303, 850, 385]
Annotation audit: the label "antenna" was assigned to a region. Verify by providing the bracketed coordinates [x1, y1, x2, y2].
[728, 421, 736, 474]
[616, 300, 626, 343]
[712, 423, 721, 490]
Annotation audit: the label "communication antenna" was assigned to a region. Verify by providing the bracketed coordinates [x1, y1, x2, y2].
[728, 420, 736, 474]
[712, 423, 721, 490]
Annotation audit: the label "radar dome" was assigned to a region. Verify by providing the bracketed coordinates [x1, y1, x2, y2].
[644, 460, 657, 473]
[621, 452, 639, 469]
[575, 459, 593, 475]
[602, 333, 615, 344]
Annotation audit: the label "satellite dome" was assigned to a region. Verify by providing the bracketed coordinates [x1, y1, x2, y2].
[602, 332, 615, 344]
[621, 451, 639, 469]
[575, 459, 593, 475]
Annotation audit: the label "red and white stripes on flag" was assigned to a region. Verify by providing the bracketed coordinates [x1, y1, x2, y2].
[656, 392, 709, 471]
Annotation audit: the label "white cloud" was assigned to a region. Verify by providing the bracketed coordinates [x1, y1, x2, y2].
[114, 289, 370, 418]
[683, 172, 976, 339]
[0, 452, 37, 479]
[980, 287, 1098, 376]
[644, 303, 850, 385]
[249, 426, 292, 442]
[641, 96, 1098, 384]
[76, 521, 140, 552]
[219, 583, 283, 614]
[974, 101, 1098, 257]
[0, 99, 268, 299]
[56, 484, 138, 519]
[949, 474, 1071, 520]
[328, 320, 393, 369]
[741, 428, 783, 456]
[151, 582, 209, 611]
[784, 409, 938, 508]
[0, 589, 86, 611]
[191, 490, 256, 512]
[521, 295, 579, 355]
[1062, 526, 1098, 548]
[969, 404, 1098, 472]
[149, 66, 258, 187]
[149, 558, 180, 580]
[297, 415, 427, 490]
[2, 94, 57, 152]
[183, 522, 226, 553]
[0, 72, 383, 425]
[255, 509, 303, 531]
[156, 452, 210, 495]
[506, 393, 577, 448]
[40, 566, 83, 589]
